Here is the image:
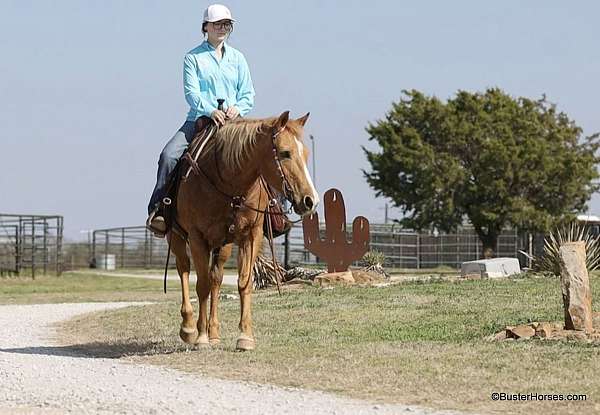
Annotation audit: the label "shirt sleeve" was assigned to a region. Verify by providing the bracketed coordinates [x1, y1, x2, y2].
[235, 53, 255, 117]
[183, 54, 216, 118]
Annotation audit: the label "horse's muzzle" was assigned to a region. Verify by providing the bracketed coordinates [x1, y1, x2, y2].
[292, 195, 318, 216]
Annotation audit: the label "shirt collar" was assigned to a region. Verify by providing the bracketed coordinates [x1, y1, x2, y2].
[203, 40, 228, 56]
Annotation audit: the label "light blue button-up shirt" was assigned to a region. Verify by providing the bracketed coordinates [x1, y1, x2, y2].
[183, 41, 255, 121]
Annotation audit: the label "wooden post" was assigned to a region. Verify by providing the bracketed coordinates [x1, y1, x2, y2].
[558, 241, 593, 332]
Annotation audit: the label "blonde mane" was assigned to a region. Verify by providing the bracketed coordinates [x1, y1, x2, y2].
[203, 118, 274, 171]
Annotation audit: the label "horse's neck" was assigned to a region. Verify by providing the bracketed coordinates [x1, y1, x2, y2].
[202, 137, 264, 198]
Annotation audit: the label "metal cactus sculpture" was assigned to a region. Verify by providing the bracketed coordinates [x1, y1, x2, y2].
[303, 188, 370, 272]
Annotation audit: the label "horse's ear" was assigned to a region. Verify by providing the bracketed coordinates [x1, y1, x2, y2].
[296, 112, 310, 127]
[273, 111, 290, 132]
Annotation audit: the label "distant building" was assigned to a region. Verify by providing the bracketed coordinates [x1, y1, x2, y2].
[577, 214, 600, 237]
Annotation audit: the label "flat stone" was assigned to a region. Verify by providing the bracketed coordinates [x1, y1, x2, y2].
[351, 270, 383, 283]
[506, 325, 535, 339]
[534, 322, 554, 338]
[315, 271, 354, 285]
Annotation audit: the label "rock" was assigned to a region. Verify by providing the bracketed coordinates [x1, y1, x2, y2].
[558, 241, 594, 332]
[506, 325, 535, 339]
[461, 257, 520, 279]
[534, 322, 554, 338]
[351, 270, 383, 283]
[314, 271, 354, 285]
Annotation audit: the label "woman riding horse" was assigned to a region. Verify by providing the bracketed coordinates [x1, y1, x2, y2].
[145, 4, 319, 351]
[147, 4, 254, 236]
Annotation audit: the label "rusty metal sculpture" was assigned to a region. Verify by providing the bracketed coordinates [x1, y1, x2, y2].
[302, 188, 370, 272]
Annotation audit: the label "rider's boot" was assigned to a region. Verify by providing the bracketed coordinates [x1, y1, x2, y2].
[146, 206, 167, 238]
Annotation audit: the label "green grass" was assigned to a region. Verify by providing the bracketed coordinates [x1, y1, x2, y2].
[0, 271, 185, 304]
[387, 265, 459, 275]
[59, 275, 600, 415]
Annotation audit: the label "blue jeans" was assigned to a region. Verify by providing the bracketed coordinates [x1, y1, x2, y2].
[148, 121, 197, 214]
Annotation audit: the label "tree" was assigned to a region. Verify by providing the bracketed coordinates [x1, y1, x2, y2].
[363, 88, 600, 257]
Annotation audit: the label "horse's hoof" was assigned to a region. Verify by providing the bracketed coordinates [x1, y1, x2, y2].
[195, 333, 210, 347]
[209, 337, 221, 346]
[235, 334, 255, 351]
[179, 326, 198, 345]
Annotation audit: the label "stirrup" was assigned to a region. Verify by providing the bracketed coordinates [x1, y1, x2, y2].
[146, 208, 167, 238]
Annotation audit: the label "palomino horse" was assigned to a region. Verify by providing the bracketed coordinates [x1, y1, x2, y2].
[170, 111, 318, 351]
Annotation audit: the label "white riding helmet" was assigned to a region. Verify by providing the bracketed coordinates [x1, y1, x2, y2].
[203, 4, 235, 23]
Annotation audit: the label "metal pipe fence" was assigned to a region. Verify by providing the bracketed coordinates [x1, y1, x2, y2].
[87, 223, 522, 271]
[0, 213, 63, 277]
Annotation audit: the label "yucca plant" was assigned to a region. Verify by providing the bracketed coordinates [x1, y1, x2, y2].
[361, 250, 390, 279]
[533, 222, 600, 275]
[362, 250, 387, 267]
[252, 255, 286, 289]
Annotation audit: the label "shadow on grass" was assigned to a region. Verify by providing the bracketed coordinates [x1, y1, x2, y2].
[0, 340, 190, 359]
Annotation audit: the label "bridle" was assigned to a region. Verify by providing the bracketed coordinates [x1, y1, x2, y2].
[184, 123, 302, 225]
[270, 126, 296, 207]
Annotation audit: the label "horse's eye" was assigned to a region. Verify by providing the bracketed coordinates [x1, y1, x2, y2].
[279, 150, 291, 159]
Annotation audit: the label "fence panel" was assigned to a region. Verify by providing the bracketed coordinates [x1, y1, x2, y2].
[86, 224, 521, 271]
[0, 214, 63, 277]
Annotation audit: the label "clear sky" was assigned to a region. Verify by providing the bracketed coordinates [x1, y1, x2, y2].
[1, 1, 599, 240]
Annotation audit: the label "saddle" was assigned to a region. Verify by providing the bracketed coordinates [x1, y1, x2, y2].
[159, 117, 290, 239]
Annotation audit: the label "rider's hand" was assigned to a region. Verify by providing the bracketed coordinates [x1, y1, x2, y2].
[211, 109, 226, 126]
[225, 106, 240, 120]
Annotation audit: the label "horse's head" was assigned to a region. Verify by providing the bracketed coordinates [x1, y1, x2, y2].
[259, 111, 319, 216]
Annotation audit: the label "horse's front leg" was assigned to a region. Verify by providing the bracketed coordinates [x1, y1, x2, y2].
[170, 232, 197, 345]
[188, 231, 211, 346]
[236, 232, 262, 351]
[208, 243, 233, 345]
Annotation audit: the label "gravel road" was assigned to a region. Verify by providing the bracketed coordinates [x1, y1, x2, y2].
[0, 302, 469, 415]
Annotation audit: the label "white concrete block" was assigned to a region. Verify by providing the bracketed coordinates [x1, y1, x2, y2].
[461, 257, 521, 278]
